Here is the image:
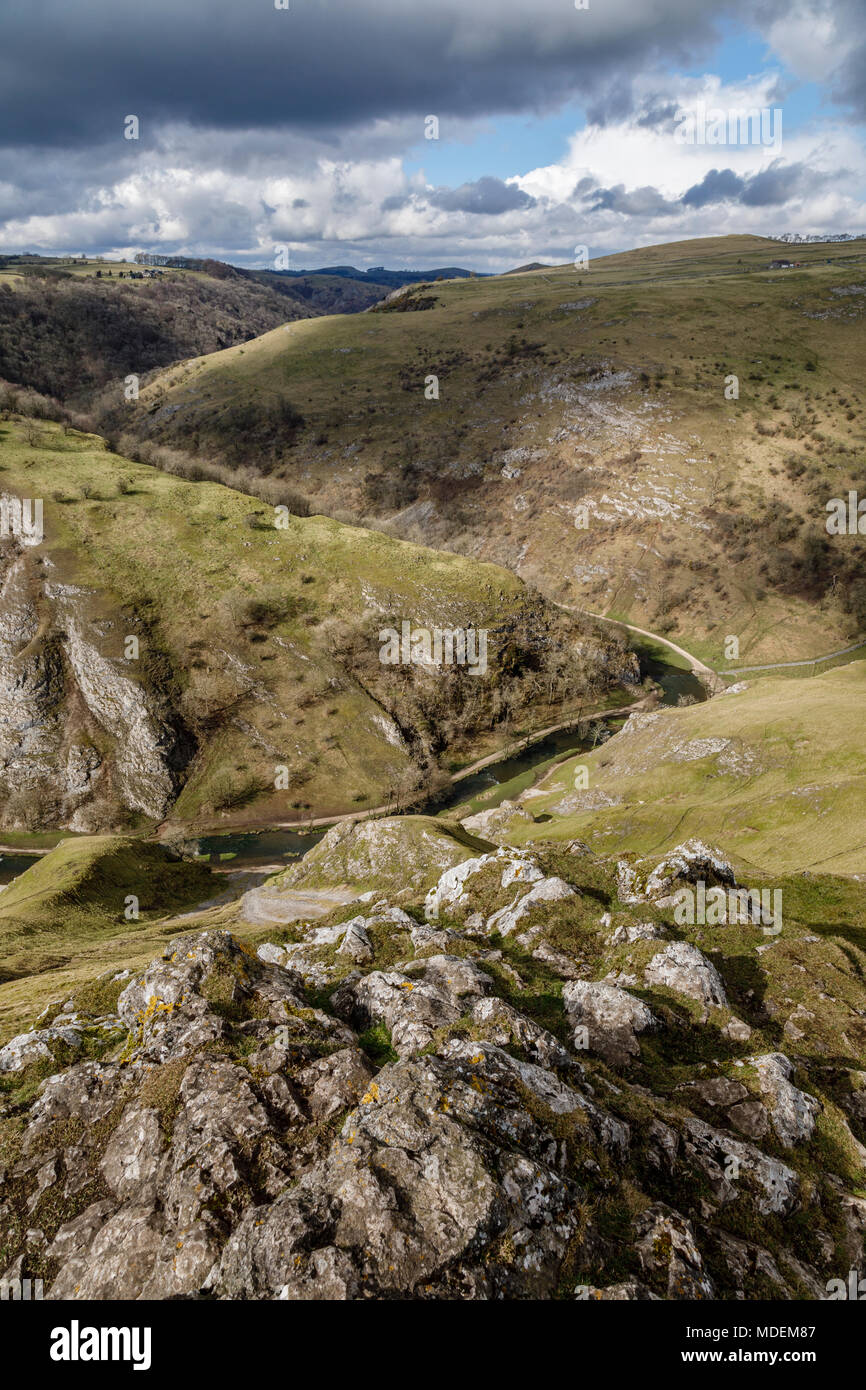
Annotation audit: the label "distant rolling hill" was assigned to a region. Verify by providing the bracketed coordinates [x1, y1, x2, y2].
[265, 263, 482, 286]
[120, 233, 866, 669]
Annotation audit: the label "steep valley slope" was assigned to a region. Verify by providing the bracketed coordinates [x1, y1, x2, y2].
[0, 417, 636, 834]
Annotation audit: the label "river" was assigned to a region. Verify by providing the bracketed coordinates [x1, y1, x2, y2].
[0, 647, 703, 884]
[189, 642, 704, 871]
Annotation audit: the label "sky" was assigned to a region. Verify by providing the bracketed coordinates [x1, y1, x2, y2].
[0, 0, 863, 271]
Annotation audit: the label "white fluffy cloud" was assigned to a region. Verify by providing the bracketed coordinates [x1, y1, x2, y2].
[766, 2, 841, 84]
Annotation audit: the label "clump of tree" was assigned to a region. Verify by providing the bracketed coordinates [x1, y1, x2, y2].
[108, 432, 313, 515]
[0, 272, 312, 407]
[222, 588, 303, 632]
[326, 599, 630, 778]
[710, 493, 866, 629]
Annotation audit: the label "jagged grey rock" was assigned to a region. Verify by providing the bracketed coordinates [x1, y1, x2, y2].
[424, 847, 542, 921]
[459, 800, 534, 843]
[0, 1026, 83, 1073]
[331, 953, 493, 1054]
[563, 980, 658, 1066]
[578, 1281, 661, 1300]
[611, 921, 664, 944]
[750, 1053, 821, 1147]
[487, 874, 577, 937]
[0, 550, 183, 827]
[0, 805, 858, 1308]
[634, 1203, 715, 1299]
[337, 916, 374, 964]
[681, 1116, 799, 1215]
[468, 996, 577, 1071]
[218, 1042, 610, 1300]
[617, 840, 737, 906]
[644, 941, 729, 1009]
[296, 1048, 376, 1121]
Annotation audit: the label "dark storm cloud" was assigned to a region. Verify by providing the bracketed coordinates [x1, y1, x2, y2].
[572, 176, 595, 196]
[0, 0, 858, 265]
[0, 139, 132, 223]
[833, 51, 866, 122]
[828, 0, 866, 121]
[740, 161, 838, 207]
[0, 0, 732, 151]
[681, 161, 838, 211]
[580, 159, 839, 223]
[681, 167, 747, 207]
[635, 100, 683, 130]
[589, 184, 678, 216]
[429, 177, 536, 215]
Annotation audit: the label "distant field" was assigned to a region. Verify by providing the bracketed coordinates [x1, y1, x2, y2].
[0, 257, 176, 283]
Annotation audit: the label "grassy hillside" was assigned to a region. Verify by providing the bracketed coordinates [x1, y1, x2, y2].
[500, 662, 866, 877]
[0, 418, 632, 831]
[0, 256, 479, 411]
[0, 833, 211, 988]
[0, 834, 234, 1041]
[126, 234, 866, 667]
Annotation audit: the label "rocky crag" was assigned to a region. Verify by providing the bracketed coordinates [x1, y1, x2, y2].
[0, 543, 187, 830]
[1, 825, 864, 1300]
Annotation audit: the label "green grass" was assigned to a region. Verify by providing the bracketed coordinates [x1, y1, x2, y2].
[0, 835, 213, 966]
[0, 830, 69, 850]
[357, 1022, 398, 1067]
[503, 662, 866, 876]
[0, 835, 216, 1040]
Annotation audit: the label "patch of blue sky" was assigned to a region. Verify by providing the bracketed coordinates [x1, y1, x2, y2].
[403, 103, 587, 185]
